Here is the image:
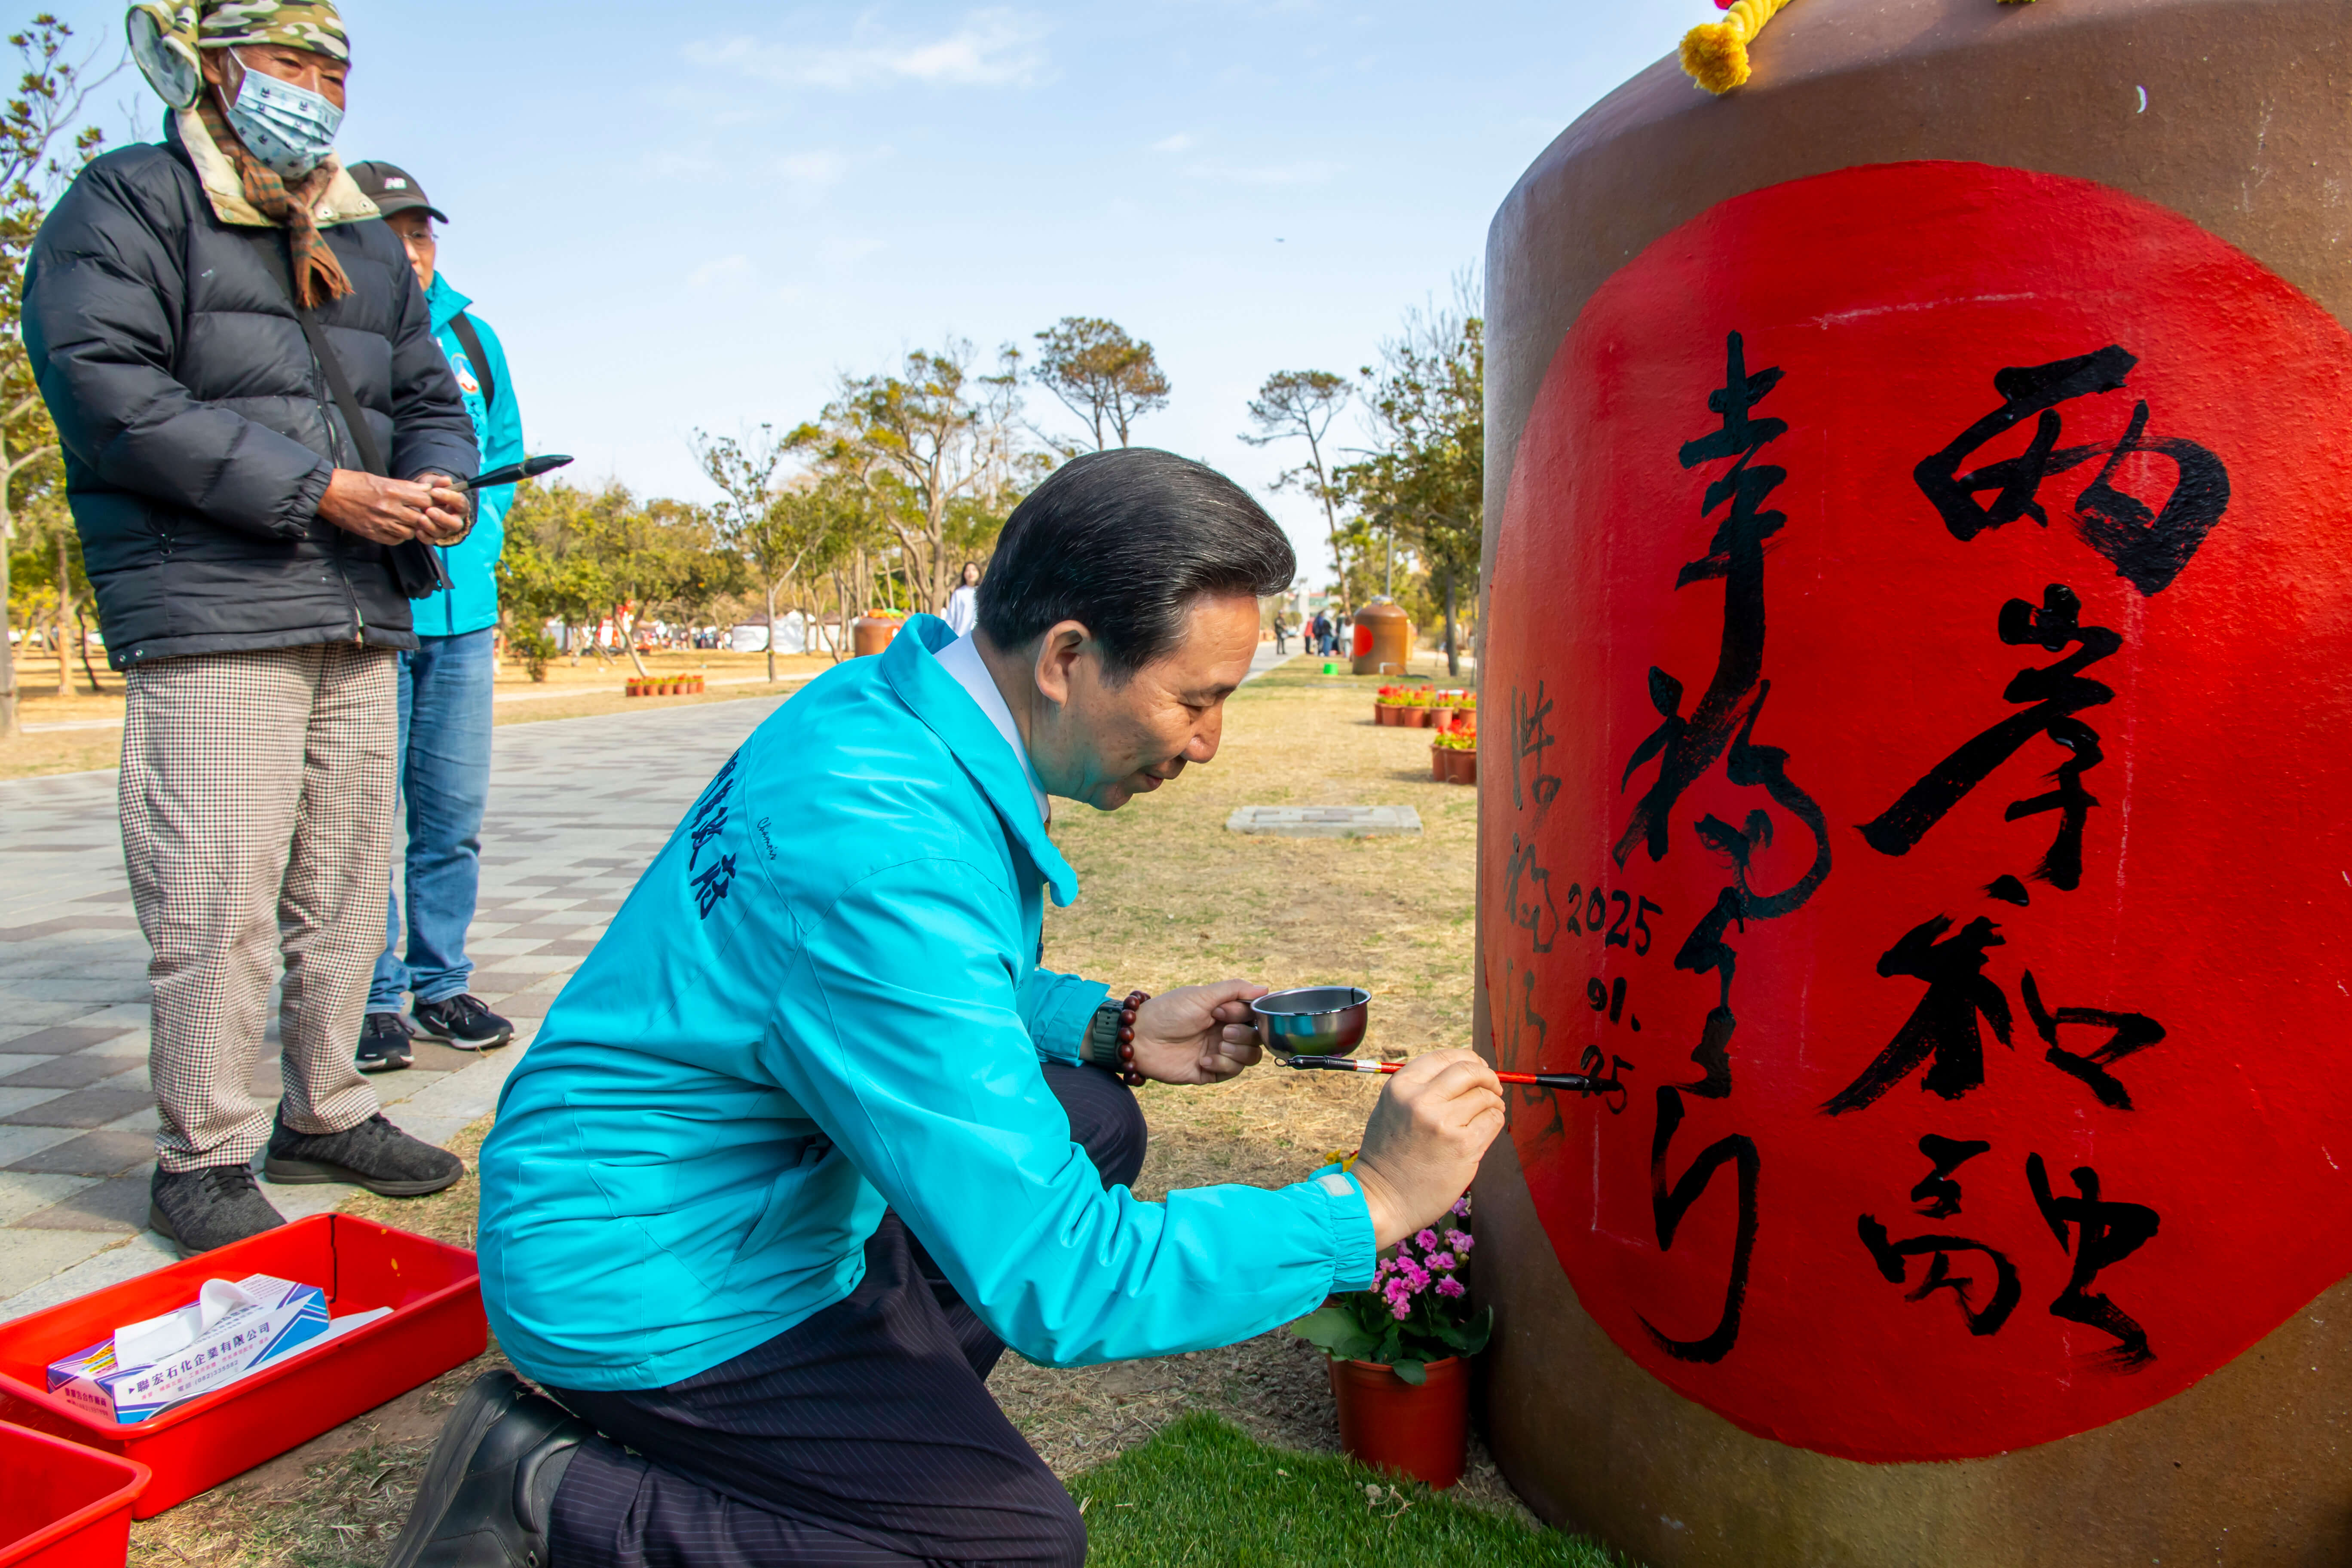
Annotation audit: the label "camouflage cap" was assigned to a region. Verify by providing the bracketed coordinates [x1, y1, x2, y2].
[196, 0, 347, 60]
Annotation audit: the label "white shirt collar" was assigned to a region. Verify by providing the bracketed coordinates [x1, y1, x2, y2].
[937, 633, 1050, 825]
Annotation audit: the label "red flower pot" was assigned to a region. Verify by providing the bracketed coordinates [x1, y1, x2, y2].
[1327, 1356, 1468, 1489]
[1430, 746, 1479, 784]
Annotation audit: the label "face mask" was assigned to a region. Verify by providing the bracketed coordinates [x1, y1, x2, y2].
[220, 60, 342, 178]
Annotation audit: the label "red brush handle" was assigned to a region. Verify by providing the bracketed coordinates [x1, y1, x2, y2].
[1280, 1056, 1617, 1093]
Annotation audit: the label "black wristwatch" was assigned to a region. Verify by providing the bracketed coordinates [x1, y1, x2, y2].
[1084, 990, 1150, 1085]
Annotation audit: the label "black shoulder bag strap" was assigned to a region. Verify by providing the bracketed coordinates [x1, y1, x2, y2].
[446, 311, 496, 412]
[247, 230, 448, 597]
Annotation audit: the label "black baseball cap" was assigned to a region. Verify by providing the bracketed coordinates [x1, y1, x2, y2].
[347, 160, 449, 223]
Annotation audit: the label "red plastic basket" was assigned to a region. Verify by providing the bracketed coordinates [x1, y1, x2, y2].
[0, 1421, 148, 1568]
[0, 1214, 484, 1518]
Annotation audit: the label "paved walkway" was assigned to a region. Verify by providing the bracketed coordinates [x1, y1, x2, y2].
[0, 642, 1297, 1322]
[19, 669, 813, 733]
[0, 695, 785, 1320]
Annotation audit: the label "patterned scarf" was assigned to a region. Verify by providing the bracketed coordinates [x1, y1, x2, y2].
[195, 91, 350, 307]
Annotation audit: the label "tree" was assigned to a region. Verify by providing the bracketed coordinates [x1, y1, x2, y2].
[1031, 316, 1170, 450]
[0, 15, 108, 738]
[1242, 370, 1352, 615]
[653, 499, 746, 650]
[499, 477, 616, 671]
[697, 424, 846, 684]
[571, 485, 718, 679]
[5, 489, 81, 695]
[821, 340, 1032, 614]
[766, 475, 872, 664]
[1338, 301, 1484, 676]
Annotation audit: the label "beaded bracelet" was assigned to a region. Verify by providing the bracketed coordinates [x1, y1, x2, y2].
[1085, 989, 1152, 1086]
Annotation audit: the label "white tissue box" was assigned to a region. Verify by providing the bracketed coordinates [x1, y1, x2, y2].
[45, 1273, 330, 1425]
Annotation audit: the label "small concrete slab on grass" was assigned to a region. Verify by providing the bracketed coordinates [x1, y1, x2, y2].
[1225, 805, 1422, 839]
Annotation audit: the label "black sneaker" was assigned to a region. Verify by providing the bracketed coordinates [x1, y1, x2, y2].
[386, 1371, 587, 1568]
[358, 1011, 415, 1074]
[150, 1163, 287, 1256]
[412, 994, 513, 1051]
[263, 1110, 463, 1197]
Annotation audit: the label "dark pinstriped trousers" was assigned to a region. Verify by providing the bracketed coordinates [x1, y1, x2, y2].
[546, 1062, 1148, 1568]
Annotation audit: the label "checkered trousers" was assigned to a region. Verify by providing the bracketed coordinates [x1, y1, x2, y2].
[119, 643, 398, 1172]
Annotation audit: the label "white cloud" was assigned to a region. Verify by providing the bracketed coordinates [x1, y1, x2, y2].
[817, 235, 887, 273]
[687, 9, 1048, 91]
[1182, 159, 1340, 187]
[640, 149, 722, 182]
[1151, 132, 1195, 153]
[773, 151, 850, 192]
[688, 254, 755, 289]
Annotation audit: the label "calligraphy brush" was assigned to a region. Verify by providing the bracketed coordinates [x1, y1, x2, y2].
[456, 453, 575, 492]
[1280, 1055, 1618, 1093]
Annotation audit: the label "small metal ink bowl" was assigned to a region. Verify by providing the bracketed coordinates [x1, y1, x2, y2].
[1252, 986, 1370, 1058]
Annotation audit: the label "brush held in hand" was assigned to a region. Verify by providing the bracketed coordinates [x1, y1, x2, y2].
[1281, 1055, 1619, 1094]
[458, 453, 574, 492]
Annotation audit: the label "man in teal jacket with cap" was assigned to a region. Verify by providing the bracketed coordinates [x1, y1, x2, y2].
[387, 449, 1505, 1568]
[348, 159, 526, 1070]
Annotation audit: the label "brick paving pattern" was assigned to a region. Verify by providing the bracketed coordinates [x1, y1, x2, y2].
[0, 694, 786, 1320]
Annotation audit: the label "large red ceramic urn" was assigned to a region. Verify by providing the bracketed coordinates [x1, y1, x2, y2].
[1474, 1, 2352, 1562]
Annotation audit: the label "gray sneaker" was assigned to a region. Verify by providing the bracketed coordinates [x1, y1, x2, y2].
[150, 1163, 287, 1256]
[263, 1110, 463, 1197]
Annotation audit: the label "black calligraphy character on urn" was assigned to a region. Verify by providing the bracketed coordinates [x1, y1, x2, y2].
[1859, 585, 2119, 891]
[1824, 914, 2012, 1115]
[2027, 1154, 2162, 1371]
[1915, 345, 2229, 597]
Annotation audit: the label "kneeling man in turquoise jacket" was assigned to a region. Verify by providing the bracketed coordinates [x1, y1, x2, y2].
[387, 449, 1504, 1568]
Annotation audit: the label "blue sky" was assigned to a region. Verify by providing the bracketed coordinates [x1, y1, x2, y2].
[47, 0, 1712, 581]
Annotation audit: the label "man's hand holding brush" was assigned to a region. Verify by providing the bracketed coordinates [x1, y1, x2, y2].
[1350, 1050, 1506, 1250]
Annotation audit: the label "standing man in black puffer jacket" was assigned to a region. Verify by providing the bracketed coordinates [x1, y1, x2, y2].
[25, 0, 480, 1253]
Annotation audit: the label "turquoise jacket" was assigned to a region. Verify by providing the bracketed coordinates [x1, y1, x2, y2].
[412, 274, 521, 637]
[477, 616, 1377, 1391]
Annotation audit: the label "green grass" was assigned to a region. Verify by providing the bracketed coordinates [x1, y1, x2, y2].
[1066, 1413, 1629, 1567]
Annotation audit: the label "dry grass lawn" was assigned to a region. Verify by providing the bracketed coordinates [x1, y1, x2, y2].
[123, 651, 1520, 1568]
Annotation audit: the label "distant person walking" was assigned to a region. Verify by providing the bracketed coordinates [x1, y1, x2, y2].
[1271, 611, 1288, 655]
[27, 0, 478, 1253]
[943, 559, 981, 637]
[346, 159, 524, 1072]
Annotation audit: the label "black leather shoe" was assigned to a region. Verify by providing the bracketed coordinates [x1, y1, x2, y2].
[149, 1163, 286, 1256]
[264, 1109, 462, 1196]
[386, 1372, 586, 1568]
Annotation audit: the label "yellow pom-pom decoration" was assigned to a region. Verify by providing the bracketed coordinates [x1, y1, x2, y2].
[1681, 0, 1799, 94]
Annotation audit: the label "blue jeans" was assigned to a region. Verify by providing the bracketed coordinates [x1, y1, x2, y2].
[369, 628, 494, 1012]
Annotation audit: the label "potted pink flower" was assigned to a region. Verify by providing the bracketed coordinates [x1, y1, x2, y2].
[1291, 1196, 1490, 1488]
